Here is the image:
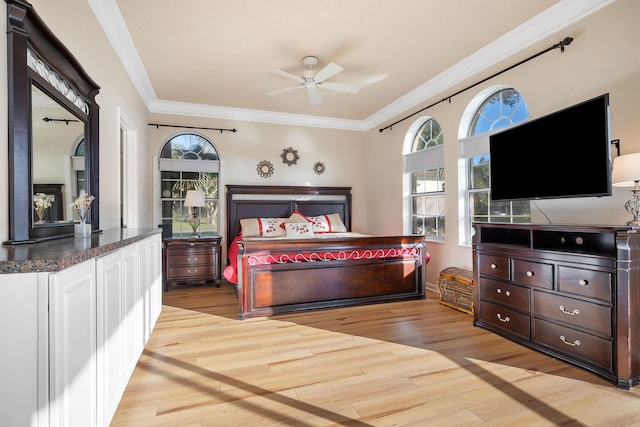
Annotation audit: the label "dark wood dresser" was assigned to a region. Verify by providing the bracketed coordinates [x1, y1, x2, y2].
[163, 236, 222, 291]
[472, 223, 640, 389]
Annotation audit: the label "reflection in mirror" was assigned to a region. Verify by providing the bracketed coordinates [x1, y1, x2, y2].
[31, 85, 85, 226]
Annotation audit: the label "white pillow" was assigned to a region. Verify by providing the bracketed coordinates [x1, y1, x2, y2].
[284, 222, 315, 239]
[240, 217, 286, 237]
[307, 213, 347, 233]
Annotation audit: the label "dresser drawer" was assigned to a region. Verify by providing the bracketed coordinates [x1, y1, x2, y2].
[477, 301, 530, 340]
[479, 278, 530, 312]
[513, 259, 553, 289]
[557, 266, 612, 302]
[168, 264, 216, 279]
[533, 291, 611, 337]
[533, 319, 613, 372]
[478, 253, 510, 280]
[166, 250, 214, 267]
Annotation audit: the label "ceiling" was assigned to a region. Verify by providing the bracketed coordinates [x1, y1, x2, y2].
[88, 0, 616, 131]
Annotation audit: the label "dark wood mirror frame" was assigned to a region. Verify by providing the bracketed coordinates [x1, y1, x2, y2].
[5, 0, 100, 244]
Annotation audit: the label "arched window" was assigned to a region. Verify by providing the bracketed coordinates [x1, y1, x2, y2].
[403, 117, 445, 240]
[459, 87, 530, 244]
[159, 133, 220, 237]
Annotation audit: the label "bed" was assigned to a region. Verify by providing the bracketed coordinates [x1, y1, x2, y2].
[224, 185, 429, 319]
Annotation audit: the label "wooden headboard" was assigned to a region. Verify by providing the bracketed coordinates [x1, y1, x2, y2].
[225, 185, 352, 250]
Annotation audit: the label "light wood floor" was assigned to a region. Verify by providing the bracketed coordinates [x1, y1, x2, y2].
[112, 283, 640, 426]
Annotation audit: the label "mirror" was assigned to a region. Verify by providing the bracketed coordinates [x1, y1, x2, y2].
[6, 0, 100, 243]
[31, 85, 86, 225]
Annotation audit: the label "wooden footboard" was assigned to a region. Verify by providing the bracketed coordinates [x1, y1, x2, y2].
[236, 235, 427, 319]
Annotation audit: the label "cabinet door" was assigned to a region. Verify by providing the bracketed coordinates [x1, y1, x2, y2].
[96, 249, 125, 426]
[0, 273, 48, 427]
[49, 259, 97, 427]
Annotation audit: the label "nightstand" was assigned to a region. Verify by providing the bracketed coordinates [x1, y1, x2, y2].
[163, 236, 222, 291]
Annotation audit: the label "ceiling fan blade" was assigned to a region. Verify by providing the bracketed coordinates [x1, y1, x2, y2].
[266, 86, 304, 96]
[307, 87, 323, 105]
[269, 68, 305, 83]
[313, 62, 343, 83]
[318, 82, 360, 94]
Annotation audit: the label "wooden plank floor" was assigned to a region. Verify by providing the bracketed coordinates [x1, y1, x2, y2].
[112, 282, 640, 426]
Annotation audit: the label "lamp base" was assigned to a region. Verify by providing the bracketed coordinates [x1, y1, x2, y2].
[188, 213, 201, 238]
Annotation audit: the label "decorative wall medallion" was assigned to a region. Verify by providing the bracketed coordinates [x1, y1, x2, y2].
[313, 161, 326, 175]
[281, 147, 299, 166]
[256, 160, 274, 178]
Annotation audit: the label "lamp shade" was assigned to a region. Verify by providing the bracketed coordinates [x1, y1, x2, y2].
[612, 153, 640, 187]
[183, 189, 206, 207]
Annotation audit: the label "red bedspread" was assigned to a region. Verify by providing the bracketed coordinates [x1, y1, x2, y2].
[223, 235, 430, 284]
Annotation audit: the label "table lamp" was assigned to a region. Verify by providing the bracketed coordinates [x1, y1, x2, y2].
[183, 189, 206, 237]
[612, 152, 640, 226]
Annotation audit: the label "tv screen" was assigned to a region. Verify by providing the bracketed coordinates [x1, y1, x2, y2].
[489, 94, 611, 201]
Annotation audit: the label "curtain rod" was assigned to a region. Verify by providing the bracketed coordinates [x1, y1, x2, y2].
[149, 123, 237, 133]
[43, 117, 80, 124]
[379, 36, 574, 133]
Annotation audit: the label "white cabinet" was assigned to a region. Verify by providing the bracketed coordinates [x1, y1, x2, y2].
[0, 273, 49, 427]
[0, 232, 162, 427]
[48, 259, 97, 427]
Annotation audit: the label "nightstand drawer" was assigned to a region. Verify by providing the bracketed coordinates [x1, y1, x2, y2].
[478, 254, 510, 280]
[168, 265, 216, 279]
[513, 259, 553, 289]
[479, 278, 530, 312]
[557, 266, 612, 302]
[533, 318, 613, 372]
[166, 251, 214, 267]
[477, 301, 530, 340]
[533, 291, 611, 337]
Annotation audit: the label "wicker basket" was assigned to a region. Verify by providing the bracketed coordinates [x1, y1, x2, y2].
[437, 267, 473, 315]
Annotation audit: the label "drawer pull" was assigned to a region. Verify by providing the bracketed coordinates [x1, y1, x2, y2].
[578, 279, 589, 286]
[559, 305, 580, 316]
[187, 257, 199, 262]
[560, 335, 581, 347]
[490, 263, 498, 269]
[496, 288, 511, 297]
[187, 269, 198, 273]
[496, 314, 510, 323]
[526, 270, 534, 277]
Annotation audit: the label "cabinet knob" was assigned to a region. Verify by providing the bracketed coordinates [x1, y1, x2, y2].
[505, 290, 511, 297]
[187, 269, 198, 273]
[496, 288, 501, 294]
[578, 279, 588, 286]
[526, 270, 534, 277]
[490, 263, 498, 269]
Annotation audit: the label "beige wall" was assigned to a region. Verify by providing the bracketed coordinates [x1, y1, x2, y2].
[1, 1, 639, 287]
[365, 0, 640, 284]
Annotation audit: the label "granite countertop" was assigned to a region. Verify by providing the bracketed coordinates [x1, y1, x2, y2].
[0, 228, 161, 274]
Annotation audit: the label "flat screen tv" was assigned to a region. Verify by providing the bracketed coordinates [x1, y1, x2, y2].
[489, 93, 611, 201]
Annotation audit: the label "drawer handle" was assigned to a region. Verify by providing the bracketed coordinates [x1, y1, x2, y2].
[578, 279, 589, 286]
[526, 270, 534, 277]
[187, 257, 199, 262]
[496, 314, 510, 323]
[559, 305, 579, 316]
[187, 269, 198, 273]
[560, 335, 581, 347]
[496, 289, 511, 297]
[490, 263, 498, 269]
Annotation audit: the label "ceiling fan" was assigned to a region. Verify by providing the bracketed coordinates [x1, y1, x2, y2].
[267, 56, 375, 105]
